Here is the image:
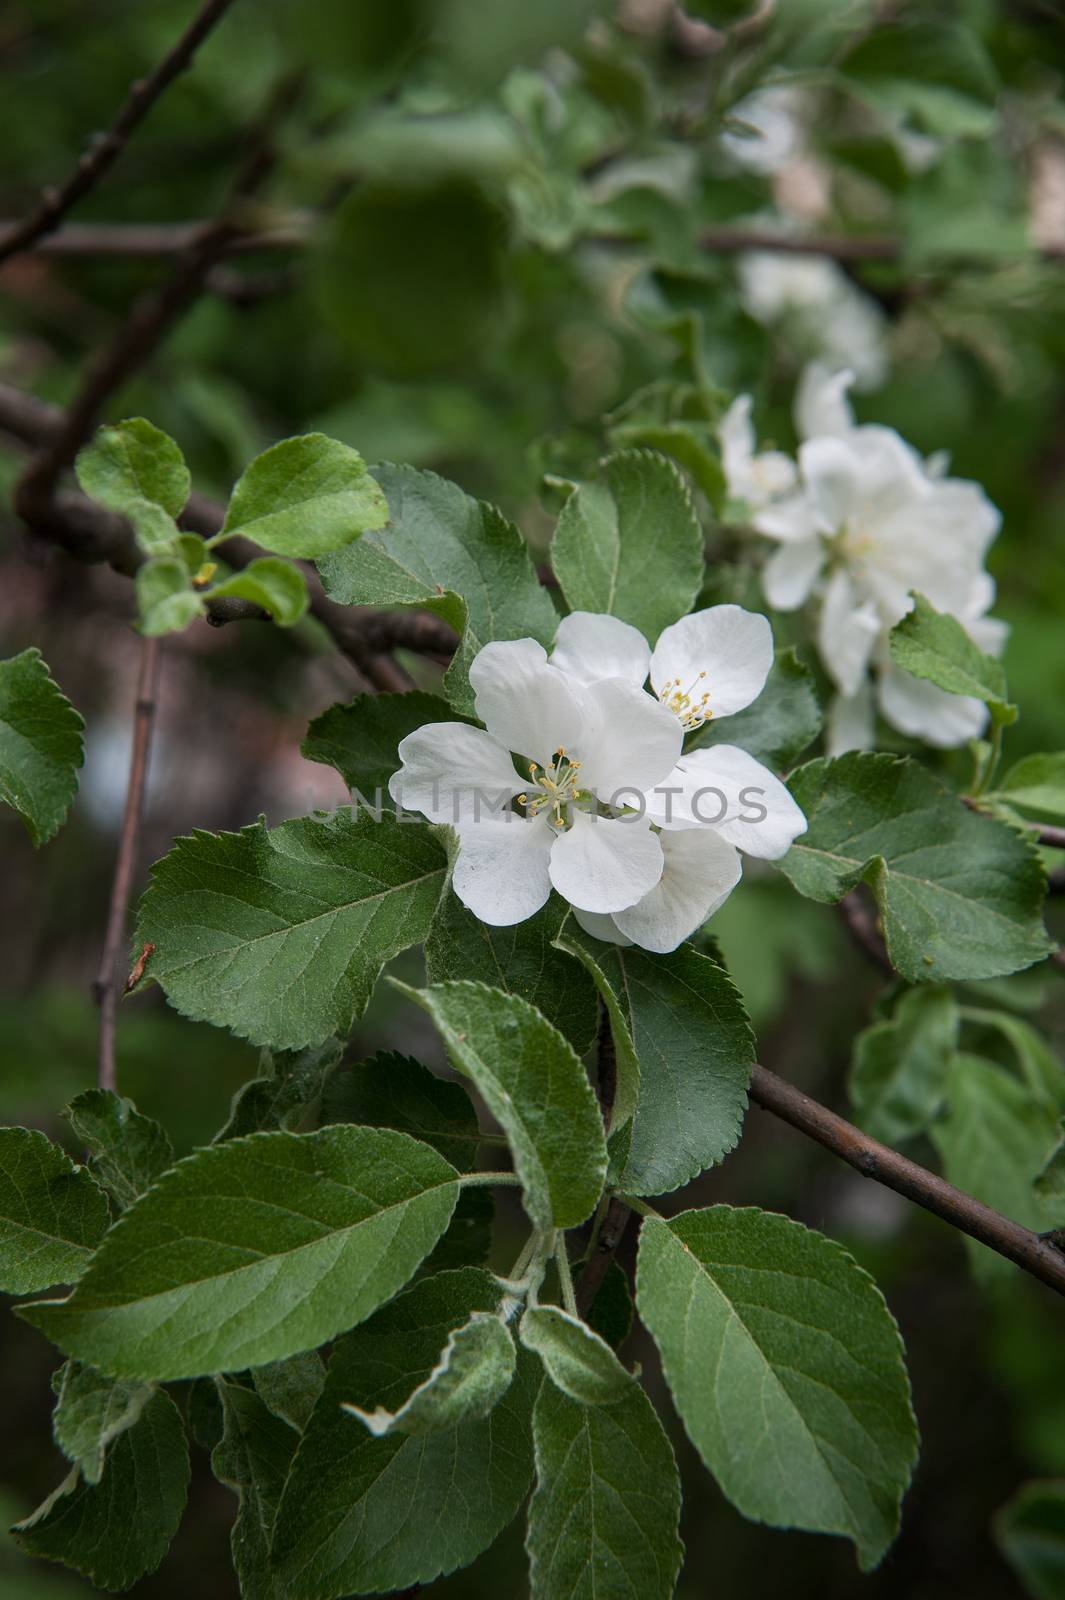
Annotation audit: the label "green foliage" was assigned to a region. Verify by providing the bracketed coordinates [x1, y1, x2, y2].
[208, 557, 310, 625]
[0, 1128, 108, 1295]
[889, 593, 1015, 724]
[51, 1362, 154, 1487]
[636, 1208, 919, 1571]
[995, 1480, 1065, 1600]
[343, 1310, 516, 1437]
[135, 556, 204, 636]
[320, 1050, 485, 1167]
[216, 1041, 343, 1142]
[849, 987, 958, 1144]
[551, 449, 703, 642]
[0, 649, 84, 846]
[782, 754, 1051, 981]
[519, 1304, 633, 1405]
[303, 690, 471, 797]
[20, 1127, 461, 1379]
[688, 646, 822, 771]
[75, 417, 190, 556]
[63, 1090, 173, 1210]
[221, 434, 388, 558]
[992, 754, 1065, 825]
[212, 1379, 300, 1600]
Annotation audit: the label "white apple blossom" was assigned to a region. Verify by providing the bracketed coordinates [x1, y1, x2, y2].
[751, 365, 1005, 751]
[738, 252, 888, 389]
[719, 86, 805, 177]
[389, 607, 807, 954]
[719, 395, 797, 513]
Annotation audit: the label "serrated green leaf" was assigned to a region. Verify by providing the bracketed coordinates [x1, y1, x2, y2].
[995, 1480, 1065, 1600]
[526, 1375, 683, 1600]
[556, 928, 753, 1196]
[520, 1305, 633, 1405]
[688, 646, 822, 772]
[320, 1051, 484, 1169]
[781, 754, 1051, 981]
[51, 1361, 154, 1486]
[395, 980, 606, 1231]
[252, 1351, 325, 1434]
[19, 1126, 460, 1380]
[636, 1207, 919, 1571]
[11, 1389, 189, 1591]
[608, 417, 727, 507]
[213, 1379, 299, 1600]
[302, 690, 471, 798]
[992, 754, 1065, 825]
[345, 1310, 515, 1437]
[221, 434, 388, 558]
[889, 593, 1014, 723]
[316, 464, 558, 715]
[63, 1090, 173, 1211]
[426, 891, 597, 1055]
[135, 557, 204, 636]
[0, 1128, 108, 1295]
[75, 418, 190, 518]
[134, 810, 448, 1050]
[216, 1042, 344, 1143]
[849, 987, 958, 1144]
[550, 448, 703, 642]
[0, 648, 84, 846]
[271, 1267, 538, 1596]
[208, 558, 309, 626]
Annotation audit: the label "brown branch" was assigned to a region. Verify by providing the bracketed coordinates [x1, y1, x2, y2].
[0, 219, 305, 259]
[1036, 823, 1065, 851]
[0, 0, 238, 265]
[748, 1062, 1065, 1298]
[92, 638, 161, 1091]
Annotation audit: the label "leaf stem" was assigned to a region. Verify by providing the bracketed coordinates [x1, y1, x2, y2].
[554, 1235, 578, 1318]
[458, 1170, 522, 1188]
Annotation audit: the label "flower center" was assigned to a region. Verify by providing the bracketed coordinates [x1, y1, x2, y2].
[518, 748, 586, 829]
[659, 672, 712, 732]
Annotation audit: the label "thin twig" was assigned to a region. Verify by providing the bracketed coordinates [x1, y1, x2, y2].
[92, 638, 161, 1092]
[0, 219, 306, 258]
[1037, 823, 1065, 851]
[0, 0, 238, 265]
[748, 1062, 1065, 1298]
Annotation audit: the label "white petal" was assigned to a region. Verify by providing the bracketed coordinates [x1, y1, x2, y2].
[613, 829, 742, 952]
[826, 684, 875, 755]
[762, 536, 824, 610]
[877, 665, 988, 748]
[575, 678, 682, 798]
[390, 722, 522, 823]
[469, 639, 587, 766]
[644, 745, 806, 859]
[452, 814, 554, 925]
[719, 395, 756, 495]
[967, 612, 1009, 657]
[572, 907, 633, 947]
[794, 363, 855, 441]
[798, 436, 861, 532]
[550, 611, 650, 688]
[818, 568, 880, 697]
[548, 811, 663, 914]
[650, 605, 774, 719]
[753, 491, 820, 543]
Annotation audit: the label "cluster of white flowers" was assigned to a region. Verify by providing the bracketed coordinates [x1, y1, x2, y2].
[737, 254, 889, 391]
[722, 364, 1006, 753]
[390, 609, 807, 953]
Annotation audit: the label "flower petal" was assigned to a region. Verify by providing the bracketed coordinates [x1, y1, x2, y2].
[572, 907, 633, 947]
[818, 568, 880, 696]
[390, 722, 522, 823]
[613, 829, 742, 952]
[452, 814, 554, 925]
[798, 436, 861, 532]
[753, 491, 820, 544]
[550, 611, 650, 689]
[644, 744, 806, 859]
[877, 664, 988, 748]
[576, 677, 682, 798]
[762, 535, 824, 610]
[548, 811, 663, 914]
[650, 605, 774, 719]
[469, 639, 587, 766]
[825, 684, 875, 755]
[794, 363, 855, 441]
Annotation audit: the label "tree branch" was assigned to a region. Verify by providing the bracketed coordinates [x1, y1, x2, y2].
[92, 637, 161, 1091]
[0, 0, 238, 265]
[749, 1062, 1065, 1298]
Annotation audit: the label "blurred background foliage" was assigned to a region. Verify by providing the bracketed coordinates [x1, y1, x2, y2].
[2, 0, 1065, 1594]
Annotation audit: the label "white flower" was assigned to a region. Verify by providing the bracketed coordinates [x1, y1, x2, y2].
[719, 86, 805, 176]
[389, 608, 807, 953]
[738, 253, 888, 390]
[753, 365, 1005, 751]
[719, 395, 797, 512]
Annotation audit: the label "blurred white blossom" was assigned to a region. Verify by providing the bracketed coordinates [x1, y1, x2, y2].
[738, 252, 889, 390]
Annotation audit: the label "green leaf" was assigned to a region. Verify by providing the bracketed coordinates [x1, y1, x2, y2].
[303, 690, 470, 798]
[271, 1267, 538, 1596]
[20, 1126, 460, 1381]
[0, 1128, 108, 1295]
[688, 646, 822, 771]
[426, 891, 597, 1055]
[995, 1480, 1065, 1600]
[221, 434, 388, 559]
[849, 987, 958, 1144]
[63, 1090, 173, 1210]
[252, 1351, 326, 1434]
[134, 810, 448, 1050]
[212, 1379, 299, 1600]
[216, 1042, 344, 1143]
[781, 754, 1051, 982]
[520, 1305, 633, 1405]
[992, 754, 1065, 825]
[584, 1259, 633, 1351]
[395, 980, 607, 1231]
[75, 418, 190, 518]
[320, 1051, 484, 1168]
[208, 558, 310, 626]
[526, 1376, 683, 1600]
[840, 19, 998, 137]
[555, 928, 753, 1196]
[135, 557, 204, 636]
[0, 648, 84, 846]
[888, 593, 1015, 723]
[344, 1310, 515, 1437]
[608, 417, 727, 508]
[551, 448, 703, 642]
[636, 1207, 919, 1571]
[51, 1361, 154, 1486]
[317, 464, 558, 715]
[11, 1389, 189, 1591]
